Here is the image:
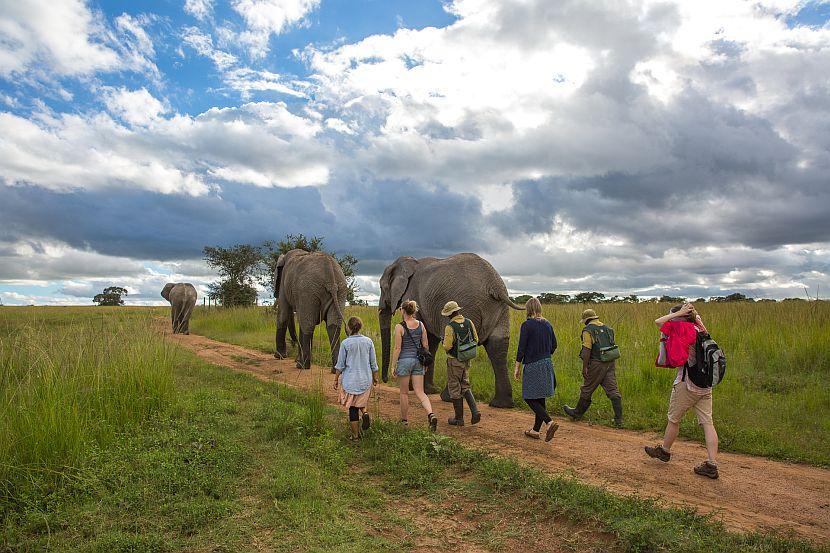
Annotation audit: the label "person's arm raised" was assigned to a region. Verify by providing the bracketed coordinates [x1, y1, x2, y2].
[654, 304, 693, 327]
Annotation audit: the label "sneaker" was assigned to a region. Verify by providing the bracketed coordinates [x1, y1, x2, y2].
[694, 461, 719, 479]
[428, 414, 438, 432]
[524, 429, 540, 439]
[545, 422, 559, 442]
[361, 412, 371, 431]
[644, 444, 671, 462]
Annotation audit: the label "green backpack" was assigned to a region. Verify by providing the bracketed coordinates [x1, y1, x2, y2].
[585, 324, 621, 362]
[450, 319, 478, 362]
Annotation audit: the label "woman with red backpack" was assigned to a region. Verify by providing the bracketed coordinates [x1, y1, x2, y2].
[645, 303, 720, 479]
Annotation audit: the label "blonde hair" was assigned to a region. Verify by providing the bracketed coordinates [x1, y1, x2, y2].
[525, 297, 543, 318]
[347, 316, 363, 335]
[401, 300, 418, 316]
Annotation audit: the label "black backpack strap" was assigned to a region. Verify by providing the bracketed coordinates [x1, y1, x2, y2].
[402, 321, 419, 349]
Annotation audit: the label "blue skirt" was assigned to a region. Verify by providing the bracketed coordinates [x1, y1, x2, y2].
[522, 357, 555, 399]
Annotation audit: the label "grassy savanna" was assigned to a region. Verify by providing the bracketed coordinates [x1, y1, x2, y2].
[190, 300, 830, 466]
[2, 307, 824, 552]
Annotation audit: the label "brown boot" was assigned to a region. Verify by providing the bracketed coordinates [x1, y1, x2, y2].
[644, 444, 671, 462]
[694, 461, 719, 479]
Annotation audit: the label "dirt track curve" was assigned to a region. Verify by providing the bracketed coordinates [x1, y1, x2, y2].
[165, 330, 830, 543]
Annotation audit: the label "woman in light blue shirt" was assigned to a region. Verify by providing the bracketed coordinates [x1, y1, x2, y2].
[333, 316, 378, 440]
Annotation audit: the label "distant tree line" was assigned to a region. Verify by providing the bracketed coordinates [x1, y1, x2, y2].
[203, 234, 359, 308]
[510, 291, 775, 304]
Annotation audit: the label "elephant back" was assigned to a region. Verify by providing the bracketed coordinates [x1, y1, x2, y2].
[416, 253, 509, 342]
[282, 251, 347, 306]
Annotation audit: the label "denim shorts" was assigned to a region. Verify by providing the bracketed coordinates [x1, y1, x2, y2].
[395, 357, 425, 377]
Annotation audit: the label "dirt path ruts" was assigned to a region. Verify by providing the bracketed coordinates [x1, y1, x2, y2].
[166, 330, 830, 543]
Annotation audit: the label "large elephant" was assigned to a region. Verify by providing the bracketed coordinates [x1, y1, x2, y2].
[378, 253, 524, 408]
[274, 249, 348, 370]
[161, 283, 197, 334]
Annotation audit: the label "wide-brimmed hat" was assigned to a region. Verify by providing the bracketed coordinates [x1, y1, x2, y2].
[441, 301, 462, 317]
[580, 308, 599, 324]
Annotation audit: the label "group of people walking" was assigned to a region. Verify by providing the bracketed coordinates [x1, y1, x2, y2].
[332, 298, 721, 479]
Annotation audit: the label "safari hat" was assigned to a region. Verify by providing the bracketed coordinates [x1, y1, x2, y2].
[580, 308, 599, 324]
[441, 300, 462, 317]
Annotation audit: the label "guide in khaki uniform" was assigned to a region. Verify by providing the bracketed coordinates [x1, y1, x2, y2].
[441, 301, 481, 426]
[562, 309, 624, 427]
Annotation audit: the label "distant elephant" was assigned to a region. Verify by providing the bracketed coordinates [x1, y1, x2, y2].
[274, 249, 348, 370]
[161, 283, 198, 334]
[378, 253, 524, 408]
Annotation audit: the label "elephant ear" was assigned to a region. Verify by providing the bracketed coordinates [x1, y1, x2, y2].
[388, 257, 416, 311]
[161, 283, 175, 302]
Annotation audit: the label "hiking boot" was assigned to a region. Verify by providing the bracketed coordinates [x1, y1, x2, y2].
[694, 461, 719, 479]
[448, 399, 465, 426]
[463, 390, 481, 425]
[428, 413, 438, 432]
[611, 397, 623, 427]
[644, 444, 671, 462]
[361, 412, 371, 431]
[563, 398, 591, 421]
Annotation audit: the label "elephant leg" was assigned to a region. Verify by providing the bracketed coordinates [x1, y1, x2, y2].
[484, 334, 514, 408]
[173, 305, 183, 334]
[170, 308, 176, 334]
[296, 326, 314, 370]
[423, 332, 441, 395]
[275, 308, 290, 359]
[326, 322, 341, 374]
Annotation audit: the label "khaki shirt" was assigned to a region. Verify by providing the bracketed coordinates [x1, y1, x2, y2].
[443, 315, 479, 355]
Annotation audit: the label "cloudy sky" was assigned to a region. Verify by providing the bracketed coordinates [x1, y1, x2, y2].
[1, 0, 829, 306]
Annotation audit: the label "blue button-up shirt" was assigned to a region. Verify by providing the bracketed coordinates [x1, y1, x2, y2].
[335, 334, 378, 395]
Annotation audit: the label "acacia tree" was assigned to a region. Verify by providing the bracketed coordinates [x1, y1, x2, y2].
[260, 234, 359, 304]
[93, 286, 128, 306]
[203, 244, 261, 307]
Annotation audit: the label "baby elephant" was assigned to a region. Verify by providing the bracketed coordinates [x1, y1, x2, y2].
[161, 283, 197, 334]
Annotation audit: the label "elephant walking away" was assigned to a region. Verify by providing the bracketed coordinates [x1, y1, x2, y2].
[378, 253, 524, 408]
[274, 249, 348, 370]
[161, 283, 198, 334]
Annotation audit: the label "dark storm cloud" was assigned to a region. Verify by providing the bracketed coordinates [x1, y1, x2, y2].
[0, 183, 333, 260]
[0, 177, 489, 275]
[489, 88, 829, 253]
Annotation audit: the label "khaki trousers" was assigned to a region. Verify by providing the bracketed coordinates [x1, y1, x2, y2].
[579, 359, 621, 402]
[446, 357, 471, 400]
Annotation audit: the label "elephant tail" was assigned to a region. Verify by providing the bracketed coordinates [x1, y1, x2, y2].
[490, 286, 526, 310]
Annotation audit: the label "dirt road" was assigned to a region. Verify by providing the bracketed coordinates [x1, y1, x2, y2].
[166, 330, 830, 543]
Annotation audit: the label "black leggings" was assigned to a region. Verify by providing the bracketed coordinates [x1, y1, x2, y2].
[525, 398, 551, 431]
[348, 406, 361, 422]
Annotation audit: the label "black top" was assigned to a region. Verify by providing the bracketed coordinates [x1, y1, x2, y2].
[516, 317, 557, 364]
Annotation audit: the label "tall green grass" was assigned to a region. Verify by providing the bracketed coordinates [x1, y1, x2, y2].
[191, 301, 830, 466]
[0, 308, 175, 506]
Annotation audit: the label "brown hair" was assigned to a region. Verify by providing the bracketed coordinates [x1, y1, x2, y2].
[347, 316, 363, 335]
[670, 304, 697, 322]
[401, 300, 418, 316]
[525, 297, 543, 318]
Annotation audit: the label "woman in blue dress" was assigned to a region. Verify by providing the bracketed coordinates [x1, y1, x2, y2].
[513, 297, 558, 442]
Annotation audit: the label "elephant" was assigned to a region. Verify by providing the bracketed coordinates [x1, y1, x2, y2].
[161, 283, 197, 334]
[274, 249, 348, 370]
[378, 253, 524, 408]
